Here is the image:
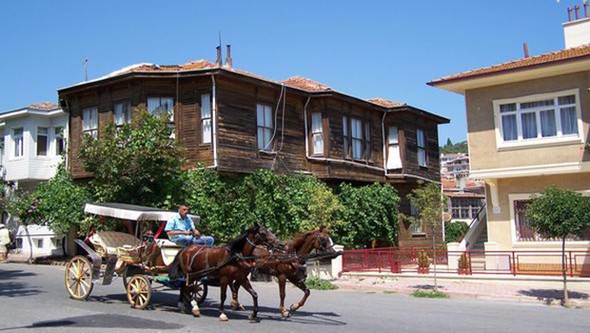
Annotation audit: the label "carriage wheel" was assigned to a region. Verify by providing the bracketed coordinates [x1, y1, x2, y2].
[183, 280, 208, 310]
[122, 265, 144, 290]
[65, 255, 94, 300]
[127, 275, 152, 310]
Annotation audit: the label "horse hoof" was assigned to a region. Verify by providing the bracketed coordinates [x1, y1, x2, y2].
[192, 309, 201, 317]
[281, 309, 291, 318]
[219, 313, 229, 322]
[230, 301, 246, 311]
[248, 314, 258, 322]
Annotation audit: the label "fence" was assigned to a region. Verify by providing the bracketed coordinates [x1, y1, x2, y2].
[342, 247, 590, 277]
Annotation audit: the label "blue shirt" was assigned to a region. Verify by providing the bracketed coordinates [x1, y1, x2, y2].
[165, 213, 195, 242]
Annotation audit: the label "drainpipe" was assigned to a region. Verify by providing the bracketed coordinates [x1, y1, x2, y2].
[211, 74, 218, 168]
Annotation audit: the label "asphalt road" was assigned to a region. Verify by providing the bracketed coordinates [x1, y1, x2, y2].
[1, 263, 589, 333]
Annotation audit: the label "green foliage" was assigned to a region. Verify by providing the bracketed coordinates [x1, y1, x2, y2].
[6, 165, 90, 235]
[445, 221, 469, 243]
[527, 186, 590, 240]
[440, 140, 468, 154]
[417, 250, 430, 268]
[305, 276, 338, 290]
[411, 290, 448, 298]
[78, 108, 185, 208]
[333, 183, 400, 248]
[403, 181, 446, 234]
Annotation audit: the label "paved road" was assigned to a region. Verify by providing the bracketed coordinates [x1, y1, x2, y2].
[1, 263, 589, 333]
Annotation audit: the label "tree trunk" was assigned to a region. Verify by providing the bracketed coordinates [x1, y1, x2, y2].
[25, 224, 33, 263]
[562, 236, 569, 307]
[432, 225, 438, 292]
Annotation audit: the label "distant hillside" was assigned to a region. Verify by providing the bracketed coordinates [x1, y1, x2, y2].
[440, 139, 468, 154]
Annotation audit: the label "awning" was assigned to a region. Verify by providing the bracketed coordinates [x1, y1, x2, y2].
[84, 203, 200, 223]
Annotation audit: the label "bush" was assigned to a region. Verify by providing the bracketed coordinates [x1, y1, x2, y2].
[305, 276, 338, 290]
[411, 290, 448, 298]
[417, 250, 430, 268]
[445, 221, 469, 243]
[458, 252, 469, 270]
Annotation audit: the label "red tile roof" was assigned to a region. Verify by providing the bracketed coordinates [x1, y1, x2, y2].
[367, 98, 406, 108]
[281, 76, 332, 92]
[429, 44, 590, 85]
[29, 102, 58, 111]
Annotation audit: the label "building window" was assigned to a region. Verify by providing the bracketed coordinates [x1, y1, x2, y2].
[55, 127, 65, 155]
[35, 238, 44, 248]
[147, 97, 174, 123]
[256, 104, 273, 151]
[311, 112, 324, 155]
[417, 128, 427, 167]
[387, 126, 402, 169]
[410, 204, 423, 234]
[13, 128, 23, 157]
[496, 90, 581, 147]
[82, 107, 98, 139]
[201, 94, 212, 144]
[114, 100, 132, 126]
[37, 127, 48, 156]
[514, 200, 590, 241]
[342, 116, 350, 158]
[364, 123, 372, 160]
[351, 118, 363, 160]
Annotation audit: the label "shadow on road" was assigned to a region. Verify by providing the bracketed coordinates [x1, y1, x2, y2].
[517, 289, 589, 305]
[0, 268, 43, 298]
[0, 314, 183, 331]
[410, 284, 447, 290]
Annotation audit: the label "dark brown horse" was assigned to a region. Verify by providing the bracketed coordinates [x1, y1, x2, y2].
[172, 223, 280, 321]
[230, 227, 339, 318]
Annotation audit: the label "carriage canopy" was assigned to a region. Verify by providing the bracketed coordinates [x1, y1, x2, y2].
[84, 203, 200, 223]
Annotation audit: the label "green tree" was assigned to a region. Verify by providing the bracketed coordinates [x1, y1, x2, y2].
[404, 181, 447, 291]
[334, 183, 399, 248]
[526, 186, 590, 306]
[78, 108, 185, 207]
[444, 221, 469, 243]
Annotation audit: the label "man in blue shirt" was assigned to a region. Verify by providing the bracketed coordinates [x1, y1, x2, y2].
[165, 205, 214, 247]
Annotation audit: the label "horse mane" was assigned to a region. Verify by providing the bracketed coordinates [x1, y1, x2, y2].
[227, 225, 258, 254]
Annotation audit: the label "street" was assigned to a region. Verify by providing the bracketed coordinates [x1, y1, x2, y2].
[1, 263, 589, 333]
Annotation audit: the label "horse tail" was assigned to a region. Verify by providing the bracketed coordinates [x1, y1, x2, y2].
[168, 248, 184, 280]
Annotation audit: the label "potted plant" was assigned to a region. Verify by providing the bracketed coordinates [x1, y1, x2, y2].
[417, 250, 430, 274]
[458, 252, 471, 275]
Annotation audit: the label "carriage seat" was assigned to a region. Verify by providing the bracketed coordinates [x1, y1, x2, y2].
[89, 231, 142, 256]
[155, 238, 182, 248]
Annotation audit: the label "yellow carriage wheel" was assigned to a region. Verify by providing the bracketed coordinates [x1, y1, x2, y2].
[64, 255, 94, 300]
[126, 275, 152, 310]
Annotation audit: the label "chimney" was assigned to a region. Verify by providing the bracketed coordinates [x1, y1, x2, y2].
[215, 46, 222, 67]
[564, 2, 590, 48]
[224, 44, 233, 68]
[523, 42, 530, 58]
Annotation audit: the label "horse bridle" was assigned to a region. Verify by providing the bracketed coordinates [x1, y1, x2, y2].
[245, 226, 283, 252]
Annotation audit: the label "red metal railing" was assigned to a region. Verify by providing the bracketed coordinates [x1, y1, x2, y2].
[342, 247, 590, 277]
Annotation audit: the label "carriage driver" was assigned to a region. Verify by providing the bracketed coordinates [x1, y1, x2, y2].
[165, 205, 214, 247]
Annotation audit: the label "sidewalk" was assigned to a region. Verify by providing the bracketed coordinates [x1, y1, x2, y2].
[336, 272, 590, 308]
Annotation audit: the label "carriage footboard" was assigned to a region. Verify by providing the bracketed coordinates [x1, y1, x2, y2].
[74, 239, 102, 282]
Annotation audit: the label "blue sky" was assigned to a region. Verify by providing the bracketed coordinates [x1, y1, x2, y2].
[0, 0, 582, 143]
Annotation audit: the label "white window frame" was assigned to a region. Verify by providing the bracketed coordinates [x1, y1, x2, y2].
[13, 127, 23, 158]
[114, 100, 132, 126]
[147, 97, 174, 123]
[36, 127, 49, 156]
[417, 128, 427, 167]
[493, 89, 584, 150]
[387, 126, 402, 169]
[509, 192, 590, 246]
[201, 94, 212, 144]
[82, 106, 98, 139]
[55, 127, 65, 156]
[311, 112, 324, 155]
[256, 104, 273, 151]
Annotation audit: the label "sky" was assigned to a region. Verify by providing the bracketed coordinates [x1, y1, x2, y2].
[0, 0, 583, 144]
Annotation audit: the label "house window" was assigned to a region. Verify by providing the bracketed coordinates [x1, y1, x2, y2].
[201, 94, 212, 144]
[114, 100, 132, 126]
[37, 127, 48, 156]
[257, 104, 273, 151]
[364, 123, 372, 160]
[311, 112, 324, 155]
[35, 238, 44, 248]
[514, 200, 590, 241]
[55, 127, 65, 155]
[342, 116, 350, 158]
[410, 204, 423, 235]
[417, 128, 427, 167]
[387, 126, 402, 169]
[496, 90, 581, 147]
[82, 107, 98, 139]
[13, 128, 23, 157]
[147, 97, 174, 123]
[351, 118, 363, 160]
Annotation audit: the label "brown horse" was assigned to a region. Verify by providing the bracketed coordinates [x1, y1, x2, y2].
[172, 223, 280, 321]
[230, 226, 339, 318]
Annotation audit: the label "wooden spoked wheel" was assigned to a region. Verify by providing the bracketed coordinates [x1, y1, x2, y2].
[183, 280, 208, 309]
[65, 255, 94, 300]
[127, 275, 152, 310]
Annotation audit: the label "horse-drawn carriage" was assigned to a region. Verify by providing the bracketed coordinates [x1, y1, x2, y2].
[64, 203, 207, 310]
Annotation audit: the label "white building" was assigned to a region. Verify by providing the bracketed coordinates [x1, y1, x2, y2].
[0, 102, 68, 257]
